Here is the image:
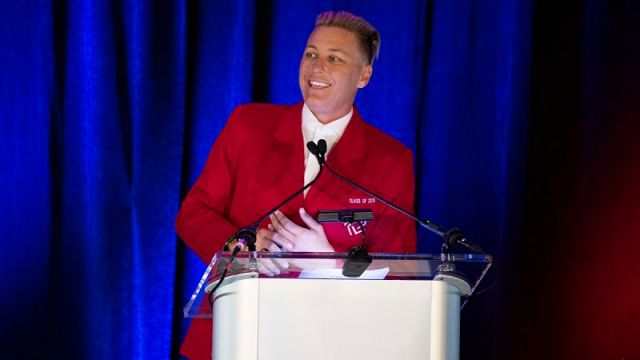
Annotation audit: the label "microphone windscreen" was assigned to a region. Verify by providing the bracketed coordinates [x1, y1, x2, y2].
[318, 139, 327, 154]
[306, 141, 318, 155]
[236, 227, 257, 247]
[444, 228, 465, 247]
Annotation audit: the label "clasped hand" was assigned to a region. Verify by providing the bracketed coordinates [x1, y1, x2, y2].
[253, 208, 335, 276]
[256, 208, 334, 252]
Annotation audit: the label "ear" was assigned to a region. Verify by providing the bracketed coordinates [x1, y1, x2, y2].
[357, 65, 373, 88]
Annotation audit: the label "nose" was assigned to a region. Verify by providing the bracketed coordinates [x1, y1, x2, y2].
[311, 57, 326, 72]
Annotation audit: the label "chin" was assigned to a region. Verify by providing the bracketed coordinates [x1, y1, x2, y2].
[303, 96, 323, 109]
[305, 101, 330, 114]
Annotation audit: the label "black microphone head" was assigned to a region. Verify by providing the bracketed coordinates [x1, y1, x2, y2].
[443, 228, 465, 248]
[306, 141, 318, 155]
[317, 139, 327, 154]
[236, 227, 257, 249]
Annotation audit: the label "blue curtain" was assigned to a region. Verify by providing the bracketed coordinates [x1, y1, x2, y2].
[2, 0, 638, 358]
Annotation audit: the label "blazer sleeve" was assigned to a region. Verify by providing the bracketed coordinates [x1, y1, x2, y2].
[175, 107, 245, 263]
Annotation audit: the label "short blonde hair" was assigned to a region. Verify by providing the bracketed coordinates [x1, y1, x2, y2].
[315, 11, 381, 64]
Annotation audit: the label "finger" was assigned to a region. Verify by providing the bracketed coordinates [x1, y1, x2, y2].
[261, 252, 290, 270]
[256, 228, 288, 252]
[273, 257, 289, 269]
[257, 261, 276, 277]
[269, 212, 296, 239]
[267, 239, 283, 252]
[260, 258, 281, 276]
[299, 208, 325, 232]
[259, 229, 286, 252]
[255, 228, 275, 251]
[268, 225, 295, 250]
[273, 210, 305, 237]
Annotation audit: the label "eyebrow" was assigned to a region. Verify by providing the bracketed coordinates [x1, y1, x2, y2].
[305, 45, 349, 56]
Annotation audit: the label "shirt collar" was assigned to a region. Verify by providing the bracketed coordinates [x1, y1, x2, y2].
[302, 103, 352, 141]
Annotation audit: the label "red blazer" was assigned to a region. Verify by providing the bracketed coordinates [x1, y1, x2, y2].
[176, 102, 416, 359]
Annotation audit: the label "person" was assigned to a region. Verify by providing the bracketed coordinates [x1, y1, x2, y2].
[176, 10, 417, 359]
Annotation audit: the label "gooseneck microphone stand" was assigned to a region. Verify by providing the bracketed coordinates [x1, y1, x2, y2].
[208, 149, 327, 303]
[308, 139, 485, 254]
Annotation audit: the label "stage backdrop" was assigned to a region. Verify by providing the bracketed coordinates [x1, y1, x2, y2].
[1, 0, 638, 359]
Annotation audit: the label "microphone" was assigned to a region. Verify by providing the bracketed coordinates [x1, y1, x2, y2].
[443, 228, 484, 253]
[209, 146, 329, 301]
[208, 234, 251, 298]
[311, 139, 485, 254]
[306, 141, 325, 165]
[307, 140, 372, 277]
[224, 146, 326, 251]
[228, 227, 258, 251]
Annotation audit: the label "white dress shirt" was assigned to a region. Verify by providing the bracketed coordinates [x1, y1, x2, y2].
[301, 103, 352, 196]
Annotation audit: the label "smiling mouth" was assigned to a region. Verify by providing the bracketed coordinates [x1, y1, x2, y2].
[309, 80, 331, 89]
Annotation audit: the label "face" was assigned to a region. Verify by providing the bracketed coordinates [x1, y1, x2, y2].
[299, 26, 373, 124]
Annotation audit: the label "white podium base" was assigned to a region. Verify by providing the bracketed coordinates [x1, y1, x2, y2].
[212, 277, 461, 360]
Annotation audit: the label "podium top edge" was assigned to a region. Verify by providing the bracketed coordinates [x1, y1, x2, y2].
[212, 251, 493, 263]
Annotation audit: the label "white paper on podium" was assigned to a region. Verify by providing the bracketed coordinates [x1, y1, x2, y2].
[298, 266, 389, 279]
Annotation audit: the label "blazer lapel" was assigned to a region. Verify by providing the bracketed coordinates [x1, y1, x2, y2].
[306, 106, 368, 204]
[327, 106, 367, 173]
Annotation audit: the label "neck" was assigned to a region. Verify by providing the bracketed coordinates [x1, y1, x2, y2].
[312, 108, 353, 125]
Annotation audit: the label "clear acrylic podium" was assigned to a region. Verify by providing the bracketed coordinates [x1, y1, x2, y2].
[184, 252, 492, 360]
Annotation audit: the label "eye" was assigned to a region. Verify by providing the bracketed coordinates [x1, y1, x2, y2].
[304, 51, 318, 59]
[328, 55, 342, 63]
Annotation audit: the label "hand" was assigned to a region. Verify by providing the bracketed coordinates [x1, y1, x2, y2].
[254, 228, 289, 276]
[268, 208, 334, 252]
[255, 257, 289, 276]
[255, 227, 293, 252]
